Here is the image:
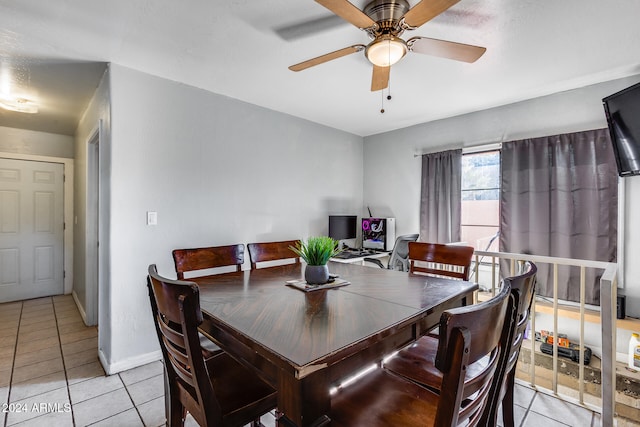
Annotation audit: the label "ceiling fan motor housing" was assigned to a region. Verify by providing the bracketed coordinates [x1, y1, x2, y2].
[364, 0, 410, 37]
[289, 0, 486, 92]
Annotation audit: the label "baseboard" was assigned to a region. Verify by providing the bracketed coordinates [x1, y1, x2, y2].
[71, 290, 88, 325]
[98, 348, 162, 376]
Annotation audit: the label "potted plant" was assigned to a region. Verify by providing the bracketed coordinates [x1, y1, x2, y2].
[290, 236, 342, 284]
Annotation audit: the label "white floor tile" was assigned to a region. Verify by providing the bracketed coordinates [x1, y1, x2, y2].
[118, 361, 163, 386]
[184, 413, 199, 427]
[88, 408, 144, 427]
[68, 373, 124, 404]
[5, 387, 70, 426]
[72, 387, 134, 426]
[125, 373, 164, 407]
[513, 383, 537, 408]
[0, 384, 9, 408]
[9, 371, 67, 402]
[522, 411, 571, 427]
[260, 411, 277, 427]
[9, 410, 73, 427]
[497, 403, 527, 427]
[136, 395, 166, 427]
[528, 393, 594, 427]
[66, 360, 106, 385]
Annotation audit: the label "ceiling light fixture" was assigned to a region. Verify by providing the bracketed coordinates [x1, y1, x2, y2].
[0, 95, 38, 114]
[365, 35, 407, 67]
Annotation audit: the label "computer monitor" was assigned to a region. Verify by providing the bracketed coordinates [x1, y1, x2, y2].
[328, 215, 357, 241]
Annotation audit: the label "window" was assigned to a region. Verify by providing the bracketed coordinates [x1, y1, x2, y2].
[461, 150, 500, 251]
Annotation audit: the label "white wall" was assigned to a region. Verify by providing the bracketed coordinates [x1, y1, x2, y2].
[102, 64, 363, 372]
[363, 74, 640, 318]
[0, 126, 74, 158]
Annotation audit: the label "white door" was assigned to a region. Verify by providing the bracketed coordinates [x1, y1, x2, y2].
[0, 158, 64, 303]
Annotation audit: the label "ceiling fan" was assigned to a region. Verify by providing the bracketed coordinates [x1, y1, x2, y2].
[288, 0, 486, 92]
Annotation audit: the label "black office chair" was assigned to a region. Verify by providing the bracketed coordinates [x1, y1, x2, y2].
[363, 234, 419, 272]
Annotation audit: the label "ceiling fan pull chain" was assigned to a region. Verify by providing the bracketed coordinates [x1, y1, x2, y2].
[381, 68, 392, 114]
[388, 49, 392, 100]
[387, 68, 392, 101]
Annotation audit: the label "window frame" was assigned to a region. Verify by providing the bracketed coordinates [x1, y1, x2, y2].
[460, 147, 501, 251]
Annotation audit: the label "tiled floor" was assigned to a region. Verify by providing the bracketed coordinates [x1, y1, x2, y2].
[0, 295, 632, 426]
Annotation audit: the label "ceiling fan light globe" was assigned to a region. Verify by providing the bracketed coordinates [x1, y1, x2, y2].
[366, 36, 407, 67]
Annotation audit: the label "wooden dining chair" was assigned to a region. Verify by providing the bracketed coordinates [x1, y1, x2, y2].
[172, 244, 245, 279]
[481, 261, 537, 427]
[147, 265, 277, 427]
[408, 241, 475, 280]
[383, 262, 536, 427]
[321, 282, 512, 426]
[247, 239, 301, 269]
[172, 244, 245, 357]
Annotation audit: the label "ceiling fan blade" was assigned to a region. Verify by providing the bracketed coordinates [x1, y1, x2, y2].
[275, 15, 346, 41]
[371, 65, 390, 92]
[315, 0, 377, 29]
[289, 45, 365, 72]
[402, 0, 461, 28]
[408, 37, 486, 63]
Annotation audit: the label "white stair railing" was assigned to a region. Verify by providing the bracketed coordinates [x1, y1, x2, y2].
[472, 250, 618, 426]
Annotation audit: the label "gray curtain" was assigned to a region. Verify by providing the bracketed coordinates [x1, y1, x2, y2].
[420, 149, 462, 243]
[500, 129, 618, 305]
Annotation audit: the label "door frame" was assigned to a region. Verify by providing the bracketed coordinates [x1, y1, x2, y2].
[85, 126, 100, 325]
[0, 152, 74, 296]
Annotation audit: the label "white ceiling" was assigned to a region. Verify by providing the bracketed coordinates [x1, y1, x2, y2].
[1, 0, 640, 137]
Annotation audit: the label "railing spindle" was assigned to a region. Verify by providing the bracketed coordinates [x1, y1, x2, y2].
[552, 263, 559, 394]
[579, 266, 586, 404]
[491, 256, 496, 296]
[530, 293, 536, 387]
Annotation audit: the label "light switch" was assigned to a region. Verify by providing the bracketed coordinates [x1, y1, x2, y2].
[147, 211, 158, 226]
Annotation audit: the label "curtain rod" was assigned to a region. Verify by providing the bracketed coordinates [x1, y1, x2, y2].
[413, 138, 504, 158]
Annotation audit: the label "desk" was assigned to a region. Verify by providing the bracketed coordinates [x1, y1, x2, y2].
[330, 250, 388, 266]
[195, 262, 477, 427]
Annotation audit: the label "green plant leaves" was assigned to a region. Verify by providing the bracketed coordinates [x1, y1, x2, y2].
[290, 236, 341, 266]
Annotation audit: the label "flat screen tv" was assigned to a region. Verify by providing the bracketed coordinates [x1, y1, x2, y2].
[328, 215, 357, 241]
[603, 81, 640, 177]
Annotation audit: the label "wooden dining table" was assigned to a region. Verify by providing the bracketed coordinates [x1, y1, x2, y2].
[194, 261, 478, 427]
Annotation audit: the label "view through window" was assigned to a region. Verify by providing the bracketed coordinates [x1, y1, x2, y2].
[461, 150, 500, 251]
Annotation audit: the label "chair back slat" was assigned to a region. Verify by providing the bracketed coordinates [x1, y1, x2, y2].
[157, 314, 187, 347]
[158, 319, 191, 376]
[247, 240, 301, 269]
[458, 350, 498, 419]
[173, 244, 244, 279]
[434, 282, 511, 426]
[163, 337, 190, 372]
[169, 349, 197, 385]
[408, 242, 474, 280]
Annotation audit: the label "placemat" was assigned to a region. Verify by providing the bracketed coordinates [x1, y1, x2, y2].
[285, 278, 350, 292]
